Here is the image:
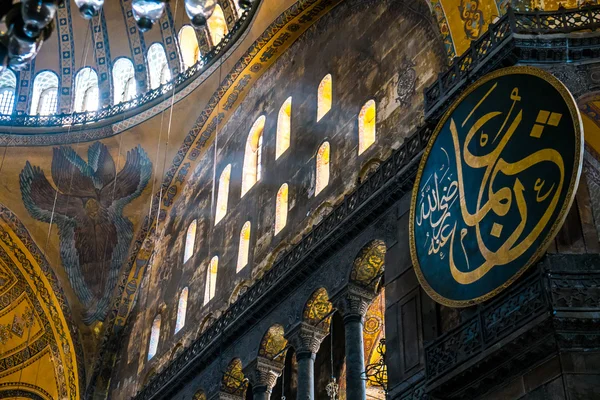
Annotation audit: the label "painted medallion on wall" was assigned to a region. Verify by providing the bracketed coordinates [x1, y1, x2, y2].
[410, 66, 583, 307]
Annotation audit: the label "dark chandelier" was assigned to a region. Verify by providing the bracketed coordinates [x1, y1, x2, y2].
[0, 0, 253, 72]
[362, 338, 388, 394]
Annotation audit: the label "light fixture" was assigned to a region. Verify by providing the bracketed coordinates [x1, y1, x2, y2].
[132, 0, 168, 32]
[0, 1, 60, 71]
[74, 0, 105, 19]
[184, 0, 215, 29]
[239, 0, 252, 10]
[21, 0, 58, 38]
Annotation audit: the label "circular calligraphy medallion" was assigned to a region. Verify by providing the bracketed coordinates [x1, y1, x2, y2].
[410, 66, 583, 307]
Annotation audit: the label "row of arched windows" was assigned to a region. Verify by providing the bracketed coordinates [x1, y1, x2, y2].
[0, 6, 230, 116]
[148, 74, 378, 361]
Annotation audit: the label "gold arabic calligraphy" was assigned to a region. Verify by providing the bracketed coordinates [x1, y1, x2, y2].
[417, 83, 565, 285]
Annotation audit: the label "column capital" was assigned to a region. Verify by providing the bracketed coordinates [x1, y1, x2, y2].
[285, 321, 327, 357]
[243, 357, 283, 392]
[332, 284, 375, 322]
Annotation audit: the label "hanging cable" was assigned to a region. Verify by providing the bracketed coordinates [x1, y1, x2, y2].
[17, 10, 94, 395]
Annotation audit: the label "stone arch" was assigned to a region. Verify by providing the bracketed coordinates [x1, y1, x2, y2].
[350, 239, 386, 291]
[198, 313, 215, 335]
[0, 204, 82, 399]
[258, 324, 288, 362]
[221, 358, 248, 396]
[229, 281, 250, 305]
[170, 343, 184, 361]
[358, 158, 383, 183]
[303, 287, 333, 329]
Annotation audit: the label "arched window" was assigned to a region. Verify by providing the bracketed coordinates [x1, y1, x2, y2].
[175, 287, 188, 334]
[275, 183, 288, 235]
[207, 5, 228, 46]
[0, 69, 16, 115]
[30, 71, 59, 115]
[74, 67, 99, 112]
[147, 43, 171, 89]
[358, 100, 376, 155]
[317, 74, 332, 122]
[215, 164, 231, 225]
[112, 58, 136, 104]
[237, 221, 251, 272]
[148, 314, 161, 360]
[204, 256, 218, 305]
[276, 97, 291, 159]
[241, 116, 265, 197]
[184, 220, 197, 263]
[315, 141, 330, 196]
[178, 25, 200, 69]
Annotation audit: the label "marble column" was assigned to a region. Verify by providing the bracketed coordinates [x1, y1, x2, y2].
[333, 285, 374, 400]
[243, 357, 283, 400]
[286, 322, 327, 400]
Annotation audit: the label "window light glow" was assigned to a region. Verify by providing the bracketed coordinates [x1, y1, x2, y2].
[175, 287, 188, 334]
[275, 183, 288, 235]
[0, 70, 16, 115]
[315, 141, 330, 196]
[113, 58, 136, 104]
[184, 220, 197, 263]
[30, 71, 59, 115]
[276, 97, 292, 159]
[179, 25, 200, 69]
[204, 256, 218, 305]
[358, 100, 376, 155]
[237, 221, 251, 272]
[317, 74, 332, 122]
[74, 67, 99, 112]
[148, 315, 161, 360]
[215, 165, 231, 224]
[207, 5, 228, 46]
[241, 116, 265, 197]
[148, 43, 170, 90]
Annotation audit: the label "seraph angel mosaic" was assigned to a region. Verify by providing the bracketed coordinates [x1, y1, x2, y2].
[19, 142, 152, 323]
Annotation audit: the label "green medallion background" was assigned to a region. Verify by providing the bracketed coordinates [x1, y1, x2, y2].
[410, 66, 583, 307]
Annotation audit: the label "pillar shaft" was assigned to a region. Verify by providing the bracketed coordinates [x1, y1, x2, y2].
[285, 322, 327, 400]
[296, 351, 316, 400]
[252, 385, 271, 400]
[333, 284, 375, 400]
[344, 314, 367, 400]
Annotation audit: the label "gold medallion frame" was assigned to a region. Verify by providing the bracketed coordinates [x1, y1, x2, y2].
[409, 66, 584, 308]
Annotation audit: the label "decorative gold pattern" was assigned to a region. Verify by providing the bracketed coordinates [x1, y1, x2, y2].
[350, 240, 386, 288]
[258, 325, 288, 362]
[221, 358, 247, 396]
[303, 288, 332, 327]
[0, 209, 80, 399]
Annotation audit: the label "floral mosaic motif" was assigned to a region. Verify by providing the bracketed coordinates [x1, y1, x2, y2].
[351, 240, 386, 288]
[431, 0, 457, 59]
[459, 0, 485, 40]
[303, 287, 332, 326]
[259, 325, 288, 361]
[19, 142, 152, 323]
[363, 290, 386, 389]
[221, 358, 247, 395]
